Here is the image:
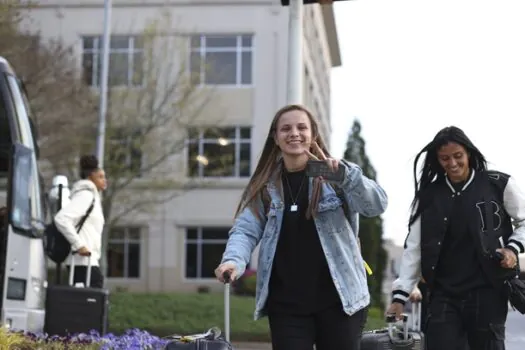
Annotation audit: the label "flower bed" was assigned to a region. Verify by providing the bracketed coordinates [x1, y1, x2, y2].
[3, 328, 169, 349]
[0, 291, 385, 348]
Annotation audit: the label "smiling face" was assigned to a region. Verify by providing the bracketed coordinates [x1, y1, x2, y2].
[437, 142, 470, 183]
[274, 109, 313, 158]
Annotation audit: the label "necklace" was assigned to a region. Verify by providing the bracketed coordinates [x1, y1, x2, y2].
[284, 173, 306, 212]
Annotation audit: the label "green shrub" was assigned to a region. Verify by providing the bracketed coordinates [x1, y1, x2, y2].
[108, 291, 269, 342]
[108, 292, 385, 342]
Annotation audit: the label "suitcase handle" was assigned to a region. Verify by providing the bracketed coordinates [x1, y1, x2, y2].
[222, 271, 231, 284]
[69, 251, 92, 287]
[411, 301, 422, 332]
[385, 313, 408, 323]
[222, 271, 231, 342]
[164, 327, 222, 342]
[386, 313, 409, 341]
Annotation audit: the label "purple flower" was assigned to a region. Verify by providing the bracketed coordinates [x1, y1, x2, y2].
[10, 328, 170, 349]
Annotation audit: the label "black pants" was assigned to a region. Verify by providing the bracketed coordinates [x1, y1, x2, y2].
[67, 265, 104, 288]
[426, 287, 507, 350]
[268, 305, 368, 350]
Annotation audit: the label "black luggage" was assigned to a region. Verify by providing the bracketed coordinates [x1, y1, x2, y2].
[164, 272, 234, 350]
[361, 302, 425, 350]
[44, 253, 109, 336]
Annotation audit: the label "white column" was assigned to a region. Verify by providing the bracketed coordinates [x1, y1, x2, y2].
[96, 0, 112, 168]
[286, 0, 304, 104]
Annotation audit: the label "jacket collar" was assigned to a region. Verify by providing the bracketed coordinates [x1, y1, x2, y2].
[445, 168, 476, 194]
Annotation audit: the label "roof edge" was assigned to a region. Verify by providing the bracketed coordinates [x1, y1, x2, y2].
[321, 4, 341, 67]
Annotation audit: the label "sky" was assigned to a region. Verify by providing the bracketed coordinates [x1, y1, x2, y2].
[329, 0, 525, 247]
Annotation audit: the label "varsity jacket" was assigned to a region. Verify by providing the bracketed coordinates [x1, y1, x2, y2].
[392, 169, 525, 304]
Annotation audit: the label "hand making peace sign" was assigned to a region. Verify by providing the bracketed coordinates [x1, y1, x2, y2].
[304, 142, 340, 174]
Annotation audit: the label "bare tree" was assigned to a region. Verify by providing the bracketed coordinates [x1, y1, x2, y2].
[101, 14, 213, 223]
[78, 12, 231, 275]
[1, 0, 98, 173]
[22, 38, 97, 173]
[3, 6, 234, 275]
[0, 0, 25, 47]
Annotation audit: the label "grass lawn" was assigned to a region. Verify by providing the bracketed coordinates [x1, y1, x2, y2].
[109, 292, 386, 342]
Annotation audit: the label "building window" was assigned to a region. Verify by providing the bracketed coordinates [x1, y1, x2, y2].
[185, 227, 229, 279]
[82, 35, 143, 87]
[187, 126, 251, 178]
[107, 227, 141, 278]
[107, 128, 142, 175]
[190, 34, 253, 86]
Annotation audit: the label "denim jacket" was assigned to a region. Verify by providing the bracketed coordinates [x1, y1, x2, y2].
[221, 160, 388, 320]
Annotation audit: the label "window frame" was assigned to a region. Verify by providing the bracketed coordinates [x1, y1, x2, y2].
[106, 128, 143, 176]
[106, 226, 142, 279]
[81, 35, 144, 88]
[185, 126, 251, 179]
[189, 34, 254, 87]
[183, 227, 230, 280]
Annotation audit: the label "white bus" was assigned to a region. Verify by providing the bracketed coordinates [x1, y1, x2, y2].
[0, 56, 47, 332]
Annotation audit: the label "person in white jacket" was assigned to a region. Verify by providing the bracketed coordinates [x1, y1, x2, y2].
[54, 155, 107, 288]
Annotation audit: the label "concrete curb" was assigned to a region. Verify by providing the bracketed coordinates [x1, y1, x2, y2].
[232, 342, 272, 349]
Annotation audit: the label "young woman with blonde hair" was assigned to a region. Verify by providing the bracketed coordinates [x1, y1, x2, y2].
[215, 104, 388, 350]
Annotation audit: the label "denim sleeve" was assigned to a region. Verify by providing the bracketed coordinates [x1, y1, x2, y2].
[221, 195, 266, 277]
[338, 159, 388, 217]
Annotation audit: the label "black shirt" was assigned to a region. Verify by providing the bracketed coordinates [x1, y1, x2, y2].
[434, 179, 491, 296]
[266, 169, 340, 315]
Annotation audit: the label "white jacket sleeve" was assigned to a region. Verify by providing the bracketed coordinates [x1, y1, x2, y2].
[54, 190, 94, 251]
[392, 216, 422, 305]
[503, 176, 525, 256]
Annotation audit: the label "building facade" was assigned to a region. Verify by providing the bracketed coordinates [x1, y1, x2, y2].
[24, 0, 341, 292]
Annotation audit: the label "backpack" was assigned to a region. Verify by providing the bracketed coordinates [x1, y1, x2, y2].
[44, 187, 95, 264]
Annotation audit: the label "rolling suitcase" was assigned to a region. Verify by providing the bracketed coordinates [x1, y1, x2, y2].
[164, 272, 234, 349]
[44, 253, 109, 336]
[361, 302, 425, 350]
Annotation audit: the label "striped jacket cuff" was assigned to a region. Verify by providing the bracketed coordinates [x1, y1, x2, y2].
[506, 239, 525, 256]
[392, 290, 409, 305]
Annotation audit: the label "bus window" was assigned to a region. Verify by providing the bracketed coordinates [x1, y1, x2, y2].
[17, 79, 39, 159]
[9, 144, 32, 233]
[5, 75, 34, 151]
[0, 95, 11, 175]
[5, 74, 43, 236]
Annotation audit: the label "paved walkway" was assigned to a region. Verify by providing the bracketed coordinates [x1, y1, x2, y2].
[233, 310, 524, 350]
[233, 342, 271, 350]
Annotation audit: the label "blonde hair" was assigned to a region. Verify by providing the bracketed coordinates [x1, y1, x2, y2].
[234, 104, 331, 219]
